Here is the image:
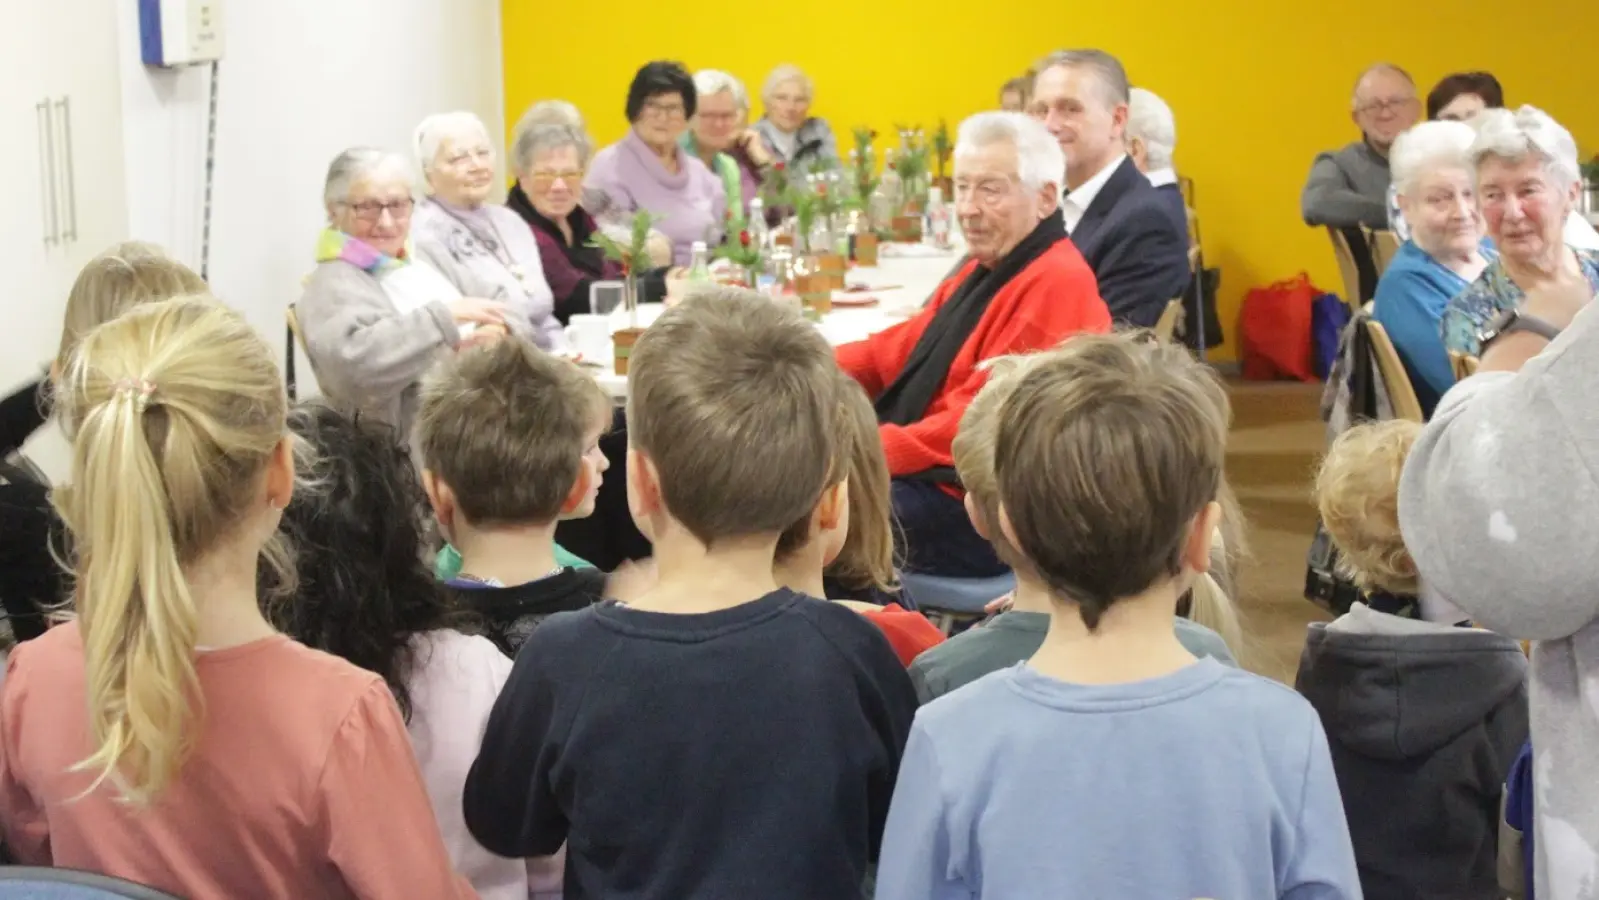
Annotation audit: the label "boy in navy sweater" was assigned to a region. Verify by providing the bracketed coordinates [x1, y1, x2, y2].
[464, 288, 918, 899]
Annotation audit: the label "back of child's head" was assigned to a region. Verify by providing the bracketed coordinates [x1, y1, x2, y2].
[56, 243, 207, 374]
[52, 297, 289, 804]
[994, 332, 1230, 629]
[952, 354, 1043, 568]
[627, 288, 839, 545]
[775, 373, 898, 593]
[275, 402, 469, 722]
[1315, 419, 1421, 596]
[416, 336, 610, 528]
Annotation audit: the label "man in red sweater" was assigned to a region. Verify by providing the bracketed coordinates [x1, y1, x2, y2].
[837, 112, 1111, 579]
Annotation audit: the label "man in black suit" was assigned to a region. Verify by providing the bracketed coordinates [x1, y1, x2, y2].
[1030, 50, 1190, 327]
[1127, 87, 1188, 244]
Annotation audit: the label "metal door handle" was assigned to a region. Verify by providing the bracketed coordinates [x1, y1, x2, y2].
[54, 97, 77, 242]
[35, 100, 58, 246]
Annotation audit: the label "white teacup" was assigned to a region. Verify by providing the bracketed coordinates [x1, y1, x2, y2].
[565, 314, 611, 362]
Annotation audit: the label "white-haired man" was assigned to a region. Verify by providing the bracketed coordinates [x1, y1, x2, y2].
[837, 112, 1110, 581]
[1030, 49, 1190, 327]
[682, 69, 773, 217]
[1127, 87, 1187, 244]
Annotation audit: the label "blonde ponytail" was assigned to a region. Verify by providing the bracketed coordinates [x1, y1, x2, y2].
[52, 298, 288, 805]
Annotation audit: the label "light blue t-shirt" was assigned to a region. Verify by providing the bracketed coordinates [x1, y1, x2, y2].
[875, 658, 1360, 900]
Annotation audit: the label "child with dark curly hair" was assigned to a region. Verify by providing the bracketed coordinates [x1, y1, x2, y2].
[274, 402, 560, 900]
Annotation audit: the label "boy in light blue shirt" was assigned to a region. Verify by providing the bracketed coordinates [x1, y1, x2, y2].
[875, 333, 1360, 900]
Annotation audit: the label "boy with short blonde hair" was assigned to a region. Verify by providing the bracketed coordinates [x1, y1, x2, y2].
[464, 289, 917, 900]
[877, 333, 1360, 899]
[1300, 419, 1527, 900]
[906, 350, 1236, 703]
[415, 337, 612, 655]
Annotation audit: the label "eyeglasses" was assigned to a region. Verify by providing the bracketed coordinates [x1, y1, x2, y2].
[1356, 97, 1417, 117]
[530, 169, 585, 190]
[341, 198, 414, 221]
[642, 100, 686, 119]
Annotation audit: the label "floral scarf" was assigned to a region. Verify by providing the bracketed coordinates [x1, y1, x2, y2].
[315, 229, 411, 276]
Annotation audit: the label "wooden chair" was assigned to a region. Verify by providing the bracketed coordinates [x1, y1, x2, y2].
[1327, 227, 1364, 310]
[1153, 299, 1185, 343]
[1363, 319, 1425, 422]
[1366, 228, 1401, 276]
[1449, 350, 1480, 380]
[285, 305, 310, 401]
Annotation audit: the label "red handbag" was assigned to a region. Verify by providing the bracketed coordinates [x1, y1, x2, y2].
[1240, 273, 1320, 382]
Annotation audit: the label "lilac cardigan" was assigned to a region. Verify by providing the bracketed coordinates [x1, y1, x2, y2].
[583, 130, 726, 266]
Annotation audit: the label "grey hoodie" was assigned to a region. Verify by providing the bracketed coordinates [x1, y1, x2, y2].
[1399, 299, 1599, 900]
[1297, 605, 1528, 899]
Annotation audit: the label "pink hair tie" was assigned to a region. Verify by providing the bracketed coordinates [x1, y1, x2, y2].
[112, 378, 158, 412]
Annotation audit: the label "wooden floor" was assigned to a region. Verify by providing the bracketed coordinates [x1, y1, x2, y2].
[1224, 379, 1331, 683]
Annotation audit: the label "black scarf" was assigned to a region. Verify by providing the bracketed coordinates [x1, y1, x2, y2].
[875, 215, 1066, 430]
[506, 184, 606, 277]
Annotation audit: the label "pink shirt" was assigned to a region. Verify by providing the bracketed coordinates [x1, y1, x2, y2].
[0, 624, 476, 900]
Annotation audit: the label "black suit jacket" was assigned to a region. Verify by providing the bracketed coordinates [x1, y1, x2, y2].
[1153, 182, 1190, 246]
[1067, 157, 1192, 327]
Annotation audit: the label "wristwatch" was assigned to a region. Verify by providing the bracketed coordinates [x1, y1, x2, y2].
[1477, 307, 1562, 353]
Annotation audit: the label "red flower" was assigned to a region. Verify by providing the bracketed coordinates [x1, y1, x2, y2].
[773, 161, 786, 171]
[739, 230, 751, 247]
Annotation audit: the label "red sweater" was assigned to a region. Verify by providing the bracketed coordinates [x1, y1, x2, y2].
[837, 239, 1110, 495]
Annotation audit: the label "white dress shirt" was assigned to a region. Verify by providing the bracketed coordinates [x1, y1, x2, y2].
[1145, 166, 1179, 189]
[1061, 153, 1127, 234]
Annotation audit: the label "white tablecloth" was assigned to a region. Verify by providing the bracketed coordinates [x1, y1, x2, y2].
[589, 248, 962, 398]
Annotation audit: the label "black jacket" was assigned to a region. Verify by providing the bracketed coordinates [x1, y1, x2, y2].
[1066, 157, 1192, 328]
[1296, 607, 1529, 900]
[0, 379, 47, 458]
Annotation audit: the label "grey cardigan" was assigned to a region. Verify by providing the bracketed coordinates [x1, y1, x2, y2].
[411, 199, 565, 350]
[295, 259, 461, 443]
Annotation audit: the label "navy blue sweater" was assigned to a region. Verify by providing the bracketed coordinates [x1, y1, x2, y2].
[463, 589, 918, 899]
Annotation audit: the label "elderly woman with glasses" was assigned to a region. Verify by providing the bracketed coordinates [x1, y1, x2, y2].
[410, 111, 564, 351]
[583, 61, 725, 267]
[298, 147, 514, 441]
[752, 64, 838, 170]
[681, 69, 772, 218]
[1370, 121, 1493, 415]
[1439, 106, 1599, 358]
[506, 121, 678, 323]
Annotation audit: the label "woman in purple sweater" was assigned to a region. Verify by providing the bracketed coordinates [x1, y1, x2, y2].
[583, 61, 726, 267]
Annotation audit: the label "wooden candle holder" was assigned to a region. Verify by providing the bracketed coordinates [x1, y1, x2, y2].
[794, 272, 832, 320]
[891, 215, 923, 243]
[854, 233, 879, 266]
[816, 252, 847, 290]
[611, 327, 645, 376]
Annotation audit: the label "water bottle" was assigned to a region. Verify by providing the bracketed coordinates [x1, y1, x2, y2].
[687, 241, 711, 282]
[927, 186, 952, 248]
[748, 197, 770, 247]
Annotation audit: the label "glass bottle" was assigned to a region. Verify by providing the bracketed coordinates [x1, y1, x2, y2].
[687, 241, 711, 282]
[748, 197, 770, 247]
[926, 186, 951, 248]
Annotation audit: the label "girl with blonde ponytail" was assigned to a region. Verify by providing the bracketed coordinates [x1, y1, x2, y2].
[0, 298, 475, 900]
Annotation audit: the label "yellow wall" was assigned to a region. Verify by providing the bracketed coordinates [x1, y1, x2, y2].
[502, 0, 1594, 360]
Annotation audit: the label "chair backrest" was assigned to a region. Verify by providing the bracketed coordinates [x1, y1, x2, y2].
[1366, 228, 1401, 275]
[1363, 319, 1425, 422]
[1326, 227, 1364, 309]
[1449, 349, 1479, 380]
[1153, 299, 1185, 343]
[0, 868, 184, 900]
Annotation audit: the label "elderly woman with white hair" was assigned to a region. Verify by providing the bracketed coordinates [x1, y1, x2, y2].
[681, 69, 772, 217]
[411, 111, 564, 350]
[1369, 120, 1493, 414]
[1439, 106, 1599, 357]
[298, 147, 513, 441]
[835, 112, 1109, 580]
[752, 64, 838, 169]
[1126, 87, 1186, 241]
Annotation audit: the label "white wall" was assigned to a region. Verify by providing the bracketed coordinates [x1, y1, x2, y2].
[114, 0, 506, 388]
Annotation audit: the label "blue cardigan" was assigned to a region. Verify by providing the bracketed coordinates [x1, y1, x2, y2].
[1371, 240, 1485, 417]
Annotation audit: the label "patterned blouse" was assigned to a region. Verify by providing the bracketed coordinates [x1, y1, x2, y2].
[1439, 247, 1599, 356]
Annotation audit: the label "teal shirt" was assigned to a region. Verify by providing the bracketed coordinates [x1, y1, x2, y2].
[434, 543, 593, 581]
[908, 610, 1237, 705]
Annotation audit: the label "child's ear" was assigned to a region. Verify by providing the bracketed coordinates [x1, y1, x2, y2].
[421, 470, 455, 534]
[1183, 501, 1222, 575]
[560, 464, 593, 515]
[626, 447, 661, 516]
[817, 480, 847, 531]
[964, 493, 992, 541]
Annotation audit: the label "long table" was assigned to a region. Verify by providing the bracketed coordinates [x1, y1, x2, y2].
[589, 247, 962, 398]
